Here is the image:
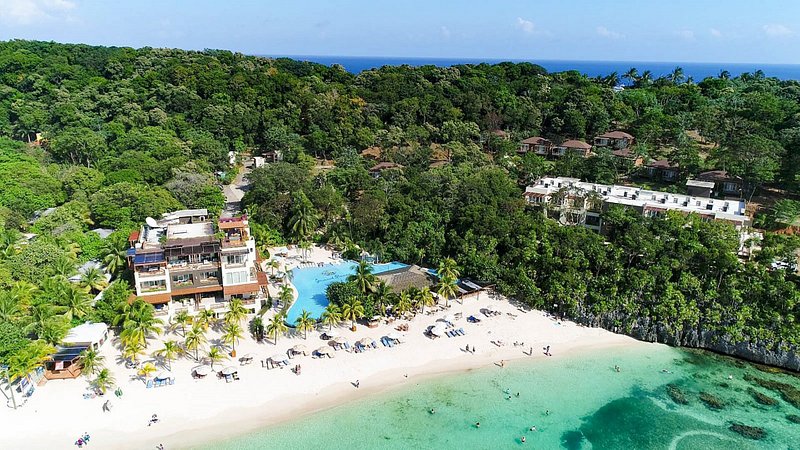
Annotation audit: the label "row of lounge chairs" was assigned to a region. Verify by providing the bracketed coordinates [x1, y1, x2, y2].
[380, 337, 398, 347]
[446, 328, 466, 337]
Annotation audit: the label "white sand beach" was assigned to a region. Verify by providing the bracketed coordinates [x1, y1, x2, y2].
[0, 248, 651, 449]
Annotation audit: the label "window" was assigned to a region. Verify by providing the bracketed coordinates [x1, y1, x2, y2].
[225, 271, 249, 284]
[724, 182, 738, 193]
[226, 254, 246, 265]
[201, 271, 219, 280]
[140, 280, 166, 292]
[172, 274, 192, 286]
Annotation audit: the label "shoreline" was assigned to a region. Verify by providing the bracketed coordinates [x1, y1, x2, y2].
[169, 336, 646, 449]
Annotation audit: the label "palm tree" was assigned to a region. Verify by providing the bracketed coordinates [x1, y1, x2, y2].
[348, 261, 375, 294]
[341, 297, 365, 329]
[298, 240, 312, 262]
[138, 362, 157, 379]
[267, 259, 281, 276]
[80, 348, 105, 377]
[288, 192, 319, 241]
[417, 287, 435, 314]
[221, 322, 244, 354]
[121, 339, 145, 365]
[5, 340, 54, 408]
[437, 257, 460, 282]
[639, 70, 653, 86]
[205, 347, 227, 370]
[295, 309, 316, 339]
[669, 66, 685, 84]
[51, 256, 77, 280]
[320, 303, 341, 330]
[371, 281, 392, 316]
[196, 309, 217, 331]
[0, 292, 21, 323]
[396, 291, 413, 316]
[60, 286, 92, 320]
[184, 324, 208, 361]
[437, 275, 459, 307]
[172, 310, 191, 337]
[249, 316, 265, 341]
[278, 285, 294, 307]
[100, 237, 128, 277]
[154, 340, 183, 371]
[224, 298, 249, 325]
[79, 267, 108, 294]
[266, 313, 288, 345]
[120, 303, 163, 349]
[623, 67, 639, 85]
[93, 368, 116, 394]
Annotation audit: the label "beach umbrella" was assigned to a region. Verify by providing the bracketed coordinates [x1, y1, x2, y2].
[268, 354, 285, 362]
[221, 366, 237, 376]
[430, 325, 446, 336]
[242, 353, 255, 360]
[442, 314, 455, 323]
[358, 338, 372, 346]
[155, 371, 172, 380]
[316, 346, 332, 355]
[333, 336, 348, 344]
[387, 332, 403, 341]
[292, 344, 308, 353]
[192, 365, 211, 376]
[324, 329, 339, 338]
[485, 303, 499, 312]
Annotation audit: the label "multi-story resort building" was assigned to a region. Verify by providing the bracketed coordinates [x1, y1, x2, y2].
[126, 209, 267, 318]
[524, 177, 751, 232]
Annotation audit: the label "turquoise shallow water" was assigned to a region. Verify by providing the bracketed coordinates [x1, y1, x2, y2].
[198, 345, 800, 450]
[285, 261, 408, 323]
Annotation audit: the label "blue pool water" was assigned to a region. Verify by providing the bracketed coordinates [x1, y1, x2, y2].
[284, 261, 408, 324]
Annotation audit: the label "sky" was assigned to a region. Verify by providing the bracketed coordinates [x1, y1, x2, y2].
[0, 0, 799, 64]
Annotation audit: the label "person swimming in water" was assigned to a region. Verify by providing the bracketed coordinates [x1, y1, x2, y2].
[475, 422, 480, 428]
[430, 408, 435, 414]
[521, 436, 526, 443]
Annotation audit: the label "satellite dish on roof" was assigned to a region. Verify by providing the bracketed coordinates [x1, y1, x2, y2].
[145, 217, 158, 228]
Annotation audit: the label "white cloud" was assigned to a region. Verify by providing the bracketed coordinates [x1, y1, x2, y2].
[0, 0, 75, 25]
[709, 28, 722, 38]
[596, 26, 623, 39]
[763, 23, 793, 37]
[676, 29, 695, 41]
[516, 17, 535, 34]
[440, 26, 451, 39]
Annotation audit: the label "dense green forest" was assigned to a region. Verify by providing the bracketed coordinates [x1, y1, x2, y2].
[0, 40, 798, 374]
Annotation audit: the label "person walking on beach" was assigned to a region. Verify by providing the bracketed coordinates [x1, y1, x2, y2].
[355, 379, 360, 388]
[102, 400, 110, 412]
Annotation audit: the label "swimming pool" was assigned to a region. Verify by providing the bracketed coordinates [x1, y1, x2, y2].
[284, 261, 408, 324]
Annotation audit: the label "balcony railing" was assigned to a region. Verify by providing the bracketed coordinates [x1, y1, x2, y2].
[137, 268, 165, 277]
[169, 261, 220, 272]
[221, 238, 247, 249]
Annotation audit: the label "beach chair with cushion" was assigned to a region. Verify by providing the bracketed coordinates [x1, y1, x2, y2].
[371, 341, 378, 348]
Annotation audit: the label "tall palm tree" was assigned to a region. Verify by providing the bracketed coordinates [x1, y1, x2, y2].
[221, 322, 244, 354]
[437, 257, 460, 282]
[79, 267, 108, 294]
[669, 66, 685, 85]
[184, 324, 208, 361]
[120, 303, 163, 349]
[348, 261, 375, 294]
[80, 348, 105, 377]
[10, 281, 37, 311]
[417, 287, 435, 314]
[60, 286, 92, 320]
[0, 292, 20, 322]
[121, 339, 145, 365]
[436, 275, 459, 307]
[206, 347, 228, 370]
[623, 67, 639, 85]
[249, 316, 265, 341]
[278, 285, 294, 307]
[341, 296, 365, 329]
[295, 309, 316, 339]
[154, 340, 183, 371]
[93, 368, 116, 394]
[267, 259, 281, 275]
[299, 240, 312, 262]
[320, 303, 341, 330]
[5, 341, 53, 408]
[172, 310, 191, 337]
[397, 291, 413, 316]
[100, 237, 128, 277]
[196, 309, 217, 331]
[288, 192, 319, 241]
[371, 281, 392, 316]
[224, 298, 249, 325]
[266, 313, 288, 345]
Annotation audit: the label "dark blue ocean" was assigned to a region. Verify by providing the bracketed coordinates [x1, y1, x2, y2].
[273, 55, 800, 81]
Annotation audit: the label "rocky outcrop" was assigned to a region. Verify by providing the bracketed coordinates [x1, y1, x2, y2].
[575, 312, 800, 372]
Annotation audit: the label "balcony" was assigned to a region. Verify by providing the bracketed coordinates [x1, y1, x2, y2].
[169, 260, 220, 272]
[137, 268, 165, 277]
[221, 238, 248, 249]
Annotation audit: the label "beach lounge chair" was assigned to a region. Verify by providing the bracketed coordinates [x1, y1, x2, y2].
[381, 337, 388, 347]
[344, 342, 350, 350]
[371, 341, 378, 348]
[459, 328, 466, 335]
